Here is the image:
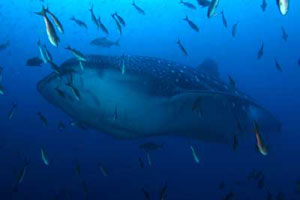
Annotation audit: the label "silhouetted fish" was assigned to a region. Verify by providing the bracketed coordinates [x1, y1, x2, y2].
[0, 41, 9, 51]
[197, 0, 210, 7]
[281, 27, 288, 42]
[132, 1, 145, 15]
[257, 43, 264, 60]
[71, 16, 87, 29]
[26, 57, 43, 67]
[221, 11, 228, 28]
[180, 0, 196, 9]
[184, 16, 199, 32]
[177, 40, 188, 56]
[232, 22, 238, 37]
[261, 0, 267, 12]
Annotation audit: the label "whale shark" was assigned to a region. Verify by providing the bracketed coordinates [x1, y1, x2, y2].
[37, 55, 281, 144]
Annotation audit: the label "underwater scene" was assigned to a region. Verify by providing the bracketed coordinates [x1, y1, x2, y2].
[0, 0, 299, 199]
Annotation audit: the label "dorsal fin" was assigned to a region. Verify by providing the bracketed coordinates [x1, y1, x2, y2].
[196, 58, 220, 79]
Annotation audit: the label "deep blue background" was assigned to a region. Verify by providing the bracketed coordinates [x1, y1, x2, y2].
[0, 0, 300, 199]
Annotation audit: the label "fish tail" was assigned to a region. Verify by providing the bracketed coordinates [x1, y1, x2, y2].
[34, 6, 47, 16]
[65, 45, 72, 50]
[89, 4, 93, 12]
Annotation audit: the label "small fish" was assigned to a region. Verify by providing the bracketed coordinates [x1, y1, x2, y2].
[55, 86, 65, 98]
[266, 192, 273, 200]
[113, 12, 126, 27]
[274, 59, 283, 72]
[224, 191, 234, 200]
[257, 43, 264, 60]
[89, 5, 99, 28]
[8, 103, 17, 120]
[98, 164, 108, 177]
[97, 17, 109, 35]
[277, 0, 289, 16]
[221, 11, 228, 28]
[66, 75, 81, 101]
[37, 40, 52, 64]
[75, 162, 81, 176]
[177, 40, 188, 56]
[258, 175, 265, 189]
[140, 142, 163, 152]
[90, 37, 120, 48]
[141, 188, 151, 200]
[159, 181, 168, 200]
[37, 112, 48, 126]
[253, 121, 268, 156]
[71, 16, 87, 29]
[197, 0, 210, 7]
[49, 61, 62, 75]
[121, 54, 126, 74]
[184, 16, 199, 32]
[180, 0, 197, 10]
[233, 134, 238, 151]
[190, 145, 200, 163]
[228, 74, 235, 88]
[261, 0, 267, 12]
[81, 181, 89, 200]
[232, 22, 238, 37]
[112, 14, 122, 35]
[58, 121, 65, 131]
[132, 1, 145, 15]
[65, 46, 86, 62]
[138, 157, 145, 168]
[207, 0, 219, 18]
[218, 181, 225, 190]
[41, 147, 50, 166]
[0, 41, 9, 51]
[146, 152, 152, 166]
[35, 7, 60, 47]
[45, 7, 64, 34]
[298, 59, 300, 67]
[26, 57, 43, 67]
[79, 61, 85, 71]
[13, 159, 30, 192]
[281, 27, 288, 42]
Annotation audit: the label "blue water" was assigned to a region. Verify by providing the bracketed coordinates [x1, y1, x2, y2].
[0, 0, 299, 199]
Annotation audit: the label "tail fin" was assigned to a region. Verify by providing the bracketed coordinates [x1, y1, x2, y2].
[34, 6, 46, 16]
[65, 45, 72, 51]
[89, 4, 93, 12]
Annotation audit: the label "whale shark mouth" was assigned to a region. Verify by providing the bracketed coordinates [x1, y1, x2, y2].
[37, 55, 281, 143]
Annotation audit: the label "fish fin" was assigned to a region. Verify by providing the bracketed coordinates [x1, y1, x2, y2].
[196, 58, 220, 80]
[34, 6, 46, 16]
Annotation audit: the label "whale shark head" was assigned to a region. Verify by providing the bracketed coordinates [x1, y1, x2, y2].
[37, 55, 281, 144]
